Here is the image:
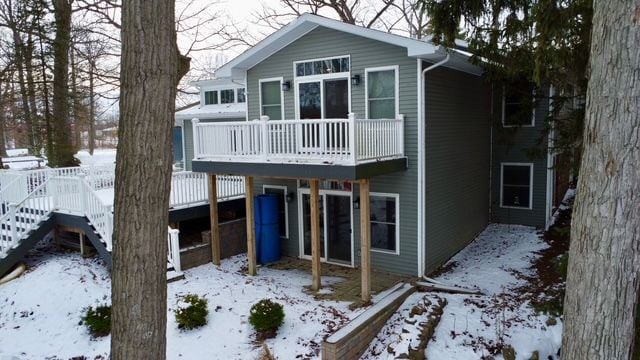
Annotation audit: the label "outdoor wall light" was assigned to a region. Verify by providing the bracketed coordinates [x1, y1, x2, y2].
[351, 74, 361, 86]
[353, 196, 360, 209]
[286, 192, 295, 203]
[282, 81, 291, 91]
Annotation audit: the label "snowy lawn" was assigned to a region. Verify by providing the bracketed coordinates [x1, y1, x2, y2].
[363, 224, 564, 360]
[0, 244, 358, 360]
[75, 149, 116, 167]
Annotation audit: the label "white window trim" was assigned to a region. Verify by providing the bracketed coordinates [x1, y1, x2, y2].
[501, 88, 535, 127]
[369, 192, 400, 255]
[500, 162, 534, 210]
[258, 77, 285, 120]
[262, 184, 289, 239]
[203, 90, 218, 105]
[365, 65, 400, 119]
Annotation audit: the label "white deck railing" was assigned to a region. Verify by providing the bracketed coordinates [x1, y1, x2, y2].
[169, 172, 245, 208]
[193, 114, 404, 165]
[167, 227, 181, 273]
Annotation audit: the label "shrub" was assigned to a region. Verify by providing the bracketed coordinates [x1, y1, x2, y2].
[175, 294, 208, 330]
[249, 299, 285, 334]
[82, 305, 111, 338]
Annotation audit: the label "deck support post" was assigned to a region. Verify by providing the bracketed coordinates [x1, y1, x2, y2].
[310, 179, 322, 291]
[245, 176, 257, 276]
[360, 179, 371, 302]
[208, 174, 221, 265]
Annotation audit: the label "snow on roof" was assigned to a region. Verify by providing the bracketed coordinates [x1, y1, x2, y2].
[175, 102, 246, 122]
[216, 13, 482, 79]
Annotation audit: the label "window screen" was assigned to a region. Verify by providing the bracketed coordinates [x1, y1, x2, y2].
[261, 81, 282, 120]
[370, 195, 398, 252]
[367, 69, 396, 119]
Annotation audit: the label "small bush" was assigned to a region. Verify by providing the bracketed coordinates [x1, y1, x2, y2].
[82, 305, 111, 337]
[175, 294, 208, 330]
[249, 299, 285, 334]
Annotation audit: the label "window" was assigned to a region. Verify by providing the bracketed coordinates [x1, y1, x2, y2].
[237, 88, 246, 103]
[220, 89, 235, 104]
[502, 80, 535, 127]
[501, 163, 533, 209]
[295, 56, 350, 77]
[263, 185, 288, 238]
[260, 79, 282, 120]
[366, 66, 398, 119]
[370, 193, 399, 254]
[204, 91, 217, 105]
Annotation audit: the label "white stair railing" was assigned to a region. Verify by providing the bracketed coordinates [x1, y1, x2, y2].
[0, 181, 54, 257]
[167, 226, 181, 273]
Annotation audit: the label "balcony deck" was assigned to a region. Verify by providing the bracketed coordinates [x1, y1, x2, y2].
[191, 115, 408, 180]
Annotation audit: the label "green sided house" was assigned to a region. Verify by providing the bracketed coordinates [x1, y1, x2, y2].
[187, 14, 562, 300]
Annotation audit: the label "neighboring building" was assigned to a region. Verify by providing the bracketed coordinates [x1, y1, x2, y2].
[187, 14, 560, 286]
[175, 78, 247, 170]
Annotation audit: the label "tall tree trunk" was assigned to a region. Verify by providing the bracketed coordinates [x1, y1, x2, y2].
[0, 80, 8, 159]
[111, 0, 190, 358]
[88, 59, 95, 155]
[12, 32, 34, 154]
[561, 1, 640, 359]
[70, 48, 81, 151]
[39, 35, 53, 159]
[50, 0, 75, 167]
[24, 35, 41, 155]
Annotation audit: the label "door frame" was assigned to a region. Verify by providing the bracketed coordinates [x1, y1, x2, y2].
[297, 187, 355, 267]
[293, 74, 352, 120]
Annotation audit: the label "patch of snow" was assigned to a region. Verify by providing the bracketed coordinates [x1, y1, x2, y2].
[76, 149, 117, 167]
[364, 224, 563, 360]
[6, 149, 28, 157]
[0, 245, 357, 359]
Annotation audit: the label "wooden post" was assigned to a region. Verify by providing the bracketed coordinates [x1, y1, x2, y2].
[310, 179, 322, 291]
[208, 174, 221, 265]
[79, 232, 85, 257]
[360, 178, 371, 302]
[245, 176, 257, 276]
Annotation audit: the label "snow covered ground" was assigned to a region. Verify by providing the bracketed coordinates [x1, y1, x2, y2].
[0, 244, 357, 360]
[75, 149, 116, 166]
[363, 224, 562, 360]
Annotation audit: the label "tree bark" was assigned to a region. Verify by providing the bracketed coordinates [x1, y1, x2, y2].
[12, 32, 34, 154]
[88, 59, 95, 155]
[111, 0, 189, 358]
[38, 35, 53, 159]
[50, 0, 76, 167]
[561, 1, 640, 359]
[24, 35, 41, 155]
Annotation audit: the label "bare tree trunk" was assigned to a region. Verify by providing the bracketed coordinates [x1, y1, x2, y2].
[88, 59, 95, 155]
[12, 32, 34, 154]
[0, 80, 8, 159]
[50, 0, 76, 167]
[561, 1, 640, 359]
[111, 0, 190, 358]
[38, 35, 53, 159]
[24, 35, 41, 155]
[70, 48, 81, 151]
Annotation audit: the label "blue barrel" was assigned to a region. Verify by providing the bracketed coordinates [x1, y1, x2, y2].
[254, 194, 281, 264]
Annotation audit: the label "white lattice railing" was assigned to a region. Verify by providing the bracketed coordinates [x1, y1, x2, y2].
[192, 114, 405, 165]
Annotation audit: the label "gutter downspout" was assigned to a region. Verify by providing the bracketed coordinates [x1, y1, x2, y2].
[418, 53, 450, 277]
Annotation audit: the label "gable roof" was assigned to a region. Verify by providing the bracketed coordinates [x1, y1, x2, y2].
[216, 13, 482, 79]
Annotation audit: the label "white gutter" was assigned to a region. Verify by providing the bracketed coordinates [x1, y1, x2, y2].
[544, 86, 556, 229]
[417, 53, 450, 277]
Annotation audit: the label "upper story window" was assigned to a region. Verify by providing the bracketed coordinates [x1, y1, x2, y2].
[500, 163, 533, 209]
[260, 79, 282, 120]
[237, 88, 246, 103]
[204, 91, 218, 105]
[220, 89, 235, 104]
[295, 56, 350, 77]
[502, 80, 535, 127]
[366, 66, 398, 119]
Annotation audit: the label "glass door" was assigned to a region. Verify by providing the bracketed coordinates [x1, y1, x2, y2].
[298, 81, 322, 153]
[300, 190, 353, 266]
[302, 192, 325, 259]
[325, 194, 352, 264]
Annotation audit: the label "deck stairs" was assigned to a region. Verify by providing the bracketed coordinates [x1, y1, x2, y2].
[0, 167, 244, 279]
